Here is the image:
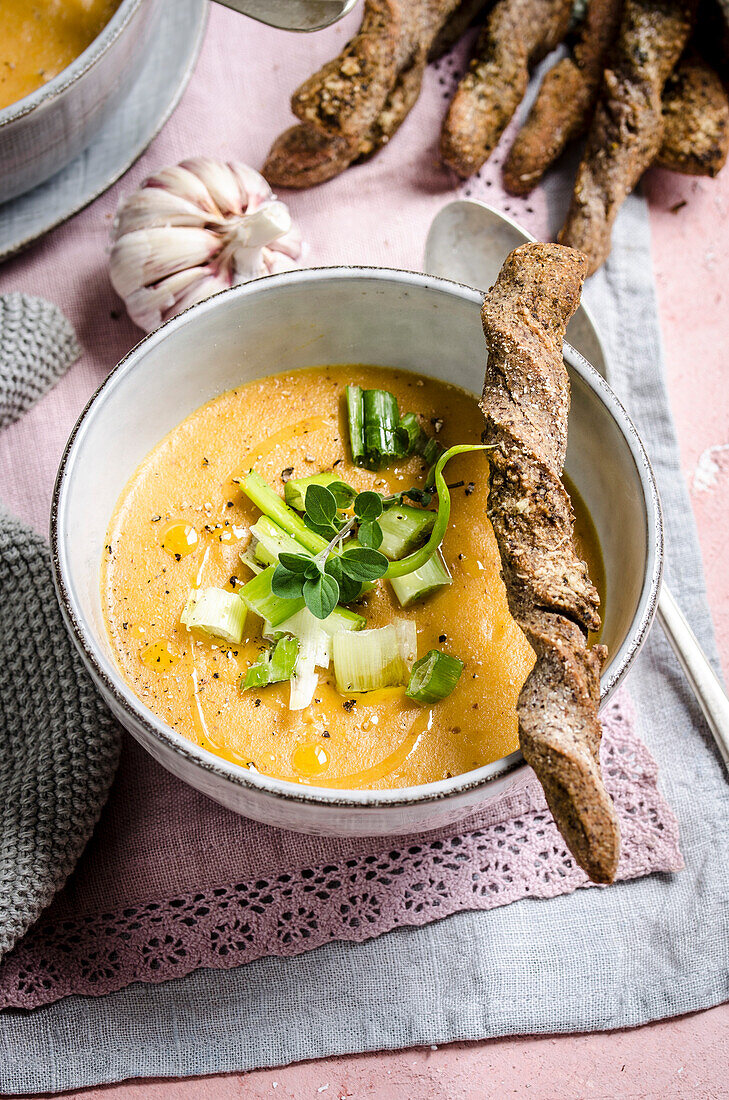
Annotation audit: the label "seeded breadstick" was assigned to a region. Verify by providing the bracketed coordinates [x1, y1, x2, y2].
[559, 0, 697, 273]
[266, 0, 463, 188]
[480, 242, 620, 884]
[266, 56, 430, 186]
[291, 0, 403, 142]
[428, 0, 493, 62]
[503, 0, 623, 195]
[263, 125, 356, 190]
[656, 52, 729, 177]
[440, 0, 574, 179]
[356, 54, 428, 161]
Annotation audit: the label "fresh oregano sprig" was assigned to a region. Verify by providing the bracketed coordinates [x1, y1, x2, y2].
[270, 449, 492, 618]
[271, 486, 389, 619]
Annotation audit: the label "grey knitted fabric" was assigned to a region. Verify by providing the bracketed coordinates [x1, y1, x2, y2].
[0, 508, 120, 960]
[0, 292, 116, 961]
[0, 294, 80, 430]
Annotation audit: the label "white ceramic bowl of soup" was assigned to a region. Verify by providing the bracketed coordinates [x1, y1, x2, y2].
[0, 0, 161, 205]
[52, 267, 663, 836]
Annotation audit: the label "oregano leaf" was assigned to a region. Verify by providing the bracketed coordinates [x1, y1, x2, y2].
[325, 557, 362, 604]
[278, 552, 315, 574]
[303, 573, 339, 619]
[305, 484, 337, 526]
[354, 490, 383, 522]
[403, 487, 434, 507]
[303, 515, 338, 539]
[271, 565, 306, 600]
[357, 519, 383, 549]
[329, 480, 357, 508]
[341, 546, 389, 581]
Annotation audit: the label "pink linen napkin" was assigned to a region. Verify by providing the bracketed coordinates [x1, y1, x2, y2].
[0, 9, 682, 1011]
[0, 693, 681, 1009]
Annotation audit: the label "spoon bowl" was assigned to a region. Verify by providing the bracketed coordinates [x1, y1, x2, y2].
[424, 200, 609, 377]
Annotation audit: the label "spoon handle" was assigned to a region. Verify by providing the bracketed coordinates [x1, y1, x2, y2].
[209, 0, 356, 32]
[657, 585, 729, 773]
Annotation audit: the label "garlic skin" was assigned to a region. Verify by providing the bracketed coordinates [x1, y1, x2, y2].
[110, 158, 303, 331]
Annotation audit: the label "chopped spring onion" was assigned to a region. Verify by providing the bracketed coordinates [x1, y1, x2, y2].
[378, 504, 436, 560]
[286, 609, 331, 710]
[362, 388, 400, 467]
[396, 412, 424, 455]
[267, 604, 365, 637]
[420, 436, 445, 468]
[284, 473, 355, 512]
[346, 384, 365, 465]
[241, 636, 299, 691]
[238, 471, 328, 555]
[264, 607, 331, 667]
[240, 566, 305, 626]
[180, 587, 247, 644]
[249, 516, 310, 566]
[261, 604, 366, 709]
[333, 619, 417, 693]
[384, 444, 491, 580]
[240, 548, 264, 574]
[390, 549, 452, 607]
[406, 649, 464, 704]
[264, 604, 365, 640]
[346, 386, 444, 470]
[320, 605, 367, 633]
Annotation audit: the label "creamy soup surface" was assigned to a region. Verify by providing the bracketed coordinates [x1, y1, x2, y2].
[102, 365, 604, 789]
[1, 0, 121, 111]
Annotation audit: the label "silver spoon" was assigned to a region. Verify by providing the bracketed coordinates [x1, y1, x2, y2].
[425, 200, 609, 376]
[210, 0, 359, 32]
[424, 199, 729, 774]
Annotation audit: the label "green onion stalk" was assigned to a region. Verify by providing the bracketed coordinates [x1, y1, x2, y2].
[384, 444, 492, 580]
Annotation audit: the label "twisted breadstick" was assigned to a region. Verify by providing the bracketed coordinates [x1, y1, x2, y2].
[656, 52, 729, 177]
[559, 0, 697, 272]
[440, 0, 573, 179]
[480, 243, 621, 884]
[265, 0, 463, 189]
[502, 0, 623, 196]
[291, 0, 403, 142]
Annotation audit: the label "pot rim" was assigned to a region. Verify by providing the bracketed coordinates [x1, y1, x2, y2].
[51, 265, 663, 811]
[0, 0, 146, 128]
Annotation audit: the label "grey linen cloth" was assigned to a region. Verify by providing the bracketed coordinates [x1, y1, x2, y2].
[1, 195, 728, 1093]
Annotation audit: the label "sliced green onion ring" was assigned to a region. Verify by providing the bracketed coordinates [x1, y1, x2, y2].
[241, 636, 299, 691]
[406, 649, 464, 704]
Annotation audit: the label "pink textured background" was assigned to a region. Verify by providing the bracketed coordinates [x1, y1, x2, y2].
[7, 7, 729, 1097]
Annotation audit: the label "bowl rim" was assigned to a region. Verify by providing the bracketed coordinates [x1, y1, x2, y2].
[0, 0, 145, 128]
[51, 265, 663, 810]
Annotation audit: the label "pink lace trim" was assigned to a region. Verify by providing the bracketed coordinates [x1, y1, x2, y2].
[0, 697, 682, 1010]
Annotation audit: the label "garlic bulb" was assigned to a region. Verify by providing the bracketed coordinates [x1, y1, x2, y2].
[109, 158, 303, 331]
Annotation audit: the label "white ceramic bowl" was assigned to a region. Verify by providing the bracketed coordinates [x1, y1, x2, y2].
[52, 268, 663, 836]
[0, 0, 161, 204]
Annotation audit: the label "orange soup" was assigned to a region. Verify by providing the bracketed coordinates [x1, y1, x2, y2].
[101, 365, 604, 790]
[1, 0, 121, 111]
